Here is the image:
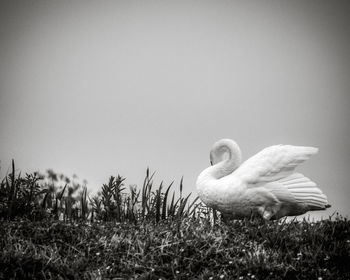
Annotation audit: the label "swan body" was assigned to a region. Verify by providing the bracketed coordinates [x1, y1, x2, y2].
[196, 139, 330, 220]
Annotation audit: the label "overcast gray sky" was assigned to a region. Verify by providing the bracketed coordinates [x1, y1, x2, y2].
[1, 1, 349, 219]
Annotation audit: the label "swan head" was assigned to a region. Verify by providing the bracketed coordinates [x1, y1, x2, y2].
[210, 138, 242, 167]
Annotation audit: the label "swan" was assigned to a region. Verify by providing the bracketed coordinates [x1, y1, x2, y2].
[196, 139, 330, 220]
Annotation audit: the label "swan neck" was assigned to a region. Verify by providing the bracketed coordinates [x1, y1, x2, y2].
[212, 141, 242, 179]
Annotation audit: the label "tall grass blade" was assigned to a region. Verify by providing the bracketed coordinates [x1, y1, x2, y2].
[80, 186, 88, 220]
[176, 193, 191, 219]
[7, 159, 16, 219]
[155, 181, 163, 223]
[168, 192, 176, 217]
[179, 176, 183, 199]
[187, 196, 200, 216]
[162, 181, 173, 220]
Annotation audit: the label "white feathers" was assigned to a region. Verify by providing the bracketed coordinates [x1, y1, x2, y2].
[196, 139, 330, 220]
[271, 173, 329, 211]
[235, 145, 319, 184]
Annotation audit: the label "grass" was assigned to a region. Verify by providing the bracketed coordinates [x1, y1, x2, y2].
[1, 217, 349, 279]
[0, 160, 199, 223]
[0, 161, 349, 279]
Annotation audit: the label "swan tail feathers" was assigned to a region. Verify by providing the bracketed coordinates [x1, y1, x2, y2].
[277, 173, 329, 210]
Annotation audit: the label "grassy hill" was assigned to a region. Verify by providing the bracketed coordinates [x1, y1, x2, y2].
[0, 161, 349, 279]
[1, 216, 349, 279]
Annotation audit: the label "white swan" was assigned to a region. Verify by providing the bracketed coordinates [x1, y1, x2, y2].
[196, 139, 330, 220]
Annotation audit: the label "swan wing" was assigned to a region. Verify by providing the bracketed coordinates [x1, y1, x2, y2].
[234, 145, 318, 185]
[262, 173, 329, 218]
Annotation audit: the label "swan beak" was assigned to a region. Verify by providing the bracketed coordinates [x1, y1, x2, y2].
[210, 160, 213, 166]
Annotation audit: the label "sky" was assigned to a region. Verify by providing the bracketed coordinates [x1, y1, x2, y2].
[0, 0, 349, 220]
